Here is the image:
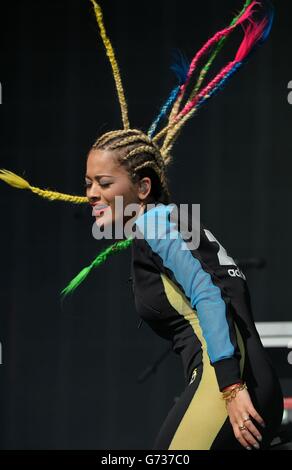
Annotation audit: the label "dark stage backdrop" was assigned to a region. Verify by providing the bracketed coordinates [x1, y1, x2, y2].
[0, 0, 291, 450]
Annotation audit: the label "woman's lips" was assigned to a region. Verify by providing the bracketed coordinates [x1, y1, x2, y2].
[92, 205, 110, 217]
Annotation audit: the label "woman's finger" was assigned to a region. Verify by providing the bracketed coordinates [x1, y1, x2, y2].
[234, 426, 252, 450]
[238, 427, 260, 449]
[248, 406, 266, 428]
[242, 417, 262, 443]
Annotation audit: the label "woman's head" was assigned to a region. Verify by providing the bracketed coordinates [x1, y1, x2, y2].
[85, 129, 170, 233]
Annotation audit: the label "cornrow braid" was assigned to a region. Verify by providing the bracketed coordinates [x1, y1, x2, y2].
[132, 160, 170, 201]
[109, 134, 155, 150]
[93, 129, 142, 149]
[121, 144, 170, 200]
[92, 128, 171, 204]
[119, 142, 166, 171]
[95, 129, 167, 170]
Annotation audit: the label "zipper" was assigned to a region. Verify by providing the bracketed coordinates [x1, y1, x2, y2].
[128, 276, 143, 329]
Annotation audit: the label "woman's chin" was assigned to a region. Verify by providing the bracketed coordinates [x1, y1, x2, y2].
[95, 215, 113, 230]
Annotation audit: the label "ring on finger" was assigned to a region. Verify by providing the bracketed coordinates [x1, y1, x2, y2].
[243, 417, 251, 423]
[239, 425, 247, 431]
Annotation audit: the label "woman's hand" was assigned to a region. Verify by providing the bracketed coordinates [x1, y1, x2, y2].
[224, 386, 266, 450]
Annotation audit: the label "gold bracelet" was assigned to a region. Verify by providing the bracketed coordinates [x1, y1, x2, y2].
[222, 383, 247, 405]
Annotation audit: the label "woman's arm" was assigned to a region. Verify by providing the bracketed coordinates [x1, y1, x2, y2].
[136, 204, 265, 449]
[136, 205, 242, 390]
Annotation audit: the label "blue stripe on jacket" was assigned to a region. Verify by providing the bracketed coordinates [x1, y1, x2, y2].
[135, 204, 235, 364]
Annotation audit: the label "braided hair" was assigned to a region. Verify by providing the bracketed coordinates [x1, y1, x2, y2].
[92, 128, 171, 205]
[0, 0, 274, 296]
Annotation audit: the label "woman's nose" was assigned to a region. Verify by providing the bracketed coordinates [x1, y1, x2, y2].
[87, 183, 101, 200]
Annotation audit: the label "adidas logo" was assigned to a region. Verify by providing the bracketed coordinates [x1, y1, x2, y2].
[228, 268, 246, 281]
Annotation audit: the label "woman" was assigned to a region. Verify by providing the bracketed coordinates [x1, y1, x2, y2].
[0, 0, 283, 450]
[84, 128, 283, 450]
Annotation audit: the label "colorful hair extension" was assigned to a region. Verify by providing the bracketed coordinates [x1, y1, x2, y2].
[178, 10, 272, 119]
[90, 0, 130, 129]
[147, 50, 189, 138]
[188, 0, 253, 101]
[163, 0, 258, 132]
[0, 169, 87, 204]
[161, 63, 244, 157]
[61, 237, 134, 297]
[156, 1, 273, 153]
[146, 0, 252, 141]
[147, 86, 180, 139]
[152, 2, 259, 146]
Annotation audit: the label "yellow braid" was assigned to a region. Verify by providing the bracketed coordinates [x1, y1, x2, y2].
[121, 144, 165, 171]
[30, 187, 87, 203]
[151, 102, 197, 156]
[152, 122, 173, 144]
[132, 160, 170, 200]
[98, 131, 167, 171]
[90, 0, 130, 130]
[167, 92, 183, 126]
[93, 129, 141, 148]
[160, 149, 173, 167]
[0, 169, 87, 204]
[109, 134, 154, 149]
[129, 145, 168, 195]
[162, 106, 198, 154]
[93, 129, 167, 171]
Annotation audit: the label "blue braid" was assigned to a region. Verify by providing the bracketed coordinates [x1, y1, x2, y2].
[148, 49, 189, 138]
[148, 86, 180, 138]
[195, 62, 242, 111]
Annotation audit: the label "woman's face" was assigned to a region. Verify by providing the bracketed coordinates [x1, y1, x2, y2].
[86, 148, 150, 234]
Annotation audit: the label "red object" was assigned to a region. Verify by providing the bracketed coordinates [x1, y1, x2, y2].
[222, 382, 243, 392]
[284, 398, 292, 410]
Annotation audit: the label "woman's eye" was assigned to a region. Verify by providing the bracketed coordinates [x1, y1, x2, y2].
[84, 181, 111, 188]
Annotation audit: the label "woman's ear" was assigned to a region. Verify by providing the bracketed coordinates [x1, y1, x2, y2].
[138, 177, 151, 201]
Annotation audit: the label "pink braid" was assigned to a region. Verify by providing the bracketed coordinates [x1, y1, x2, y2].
[177, 61, 236, 118]
[175, 1, 259, 110]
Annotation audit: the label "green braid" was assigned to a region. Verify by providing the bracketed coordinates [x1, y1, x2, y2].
[189, 0, 253, 100]
[61, 237, 134, 297]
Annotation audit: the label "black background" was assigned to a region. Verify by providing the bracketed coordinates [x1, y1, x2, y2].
[0, 0, 291, 449]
